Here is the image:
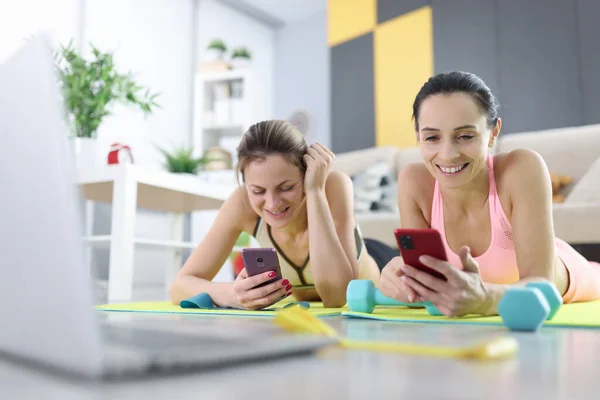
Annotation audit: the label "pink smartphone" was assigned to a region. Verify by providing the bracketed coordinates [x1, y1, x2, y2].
[241, 248, 282, 288]
[394, 228, 448, 281]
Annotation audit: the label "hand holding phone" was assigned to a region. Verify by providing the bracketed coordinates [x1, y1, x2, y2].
[230, 248, 290, 310]
[394, 228, 448, 281]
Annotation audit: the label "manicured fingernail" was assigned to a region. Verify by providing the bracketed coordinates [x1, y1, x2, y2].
[286, 291, 292, 296]
[268, 271, 276, 278]
[282, 279, 289, 286]
[408, 294, 414, 302]
[285, 284, 292, 291]
[402, 275, 408, 281]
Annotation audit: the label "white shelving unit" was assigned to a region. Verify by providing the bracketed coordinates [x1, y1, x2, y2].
[191, 68, 267, 283]
[193, 68, 261, 157]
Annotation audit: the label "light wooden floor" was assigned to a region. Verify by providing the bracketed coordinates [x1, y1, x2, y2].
[3, 286, 600, 399]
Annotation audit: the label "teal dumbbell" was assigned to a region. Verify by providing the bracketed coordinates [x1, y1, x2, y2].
[346, 279, 443, 316]
[498, 281, 563, 332]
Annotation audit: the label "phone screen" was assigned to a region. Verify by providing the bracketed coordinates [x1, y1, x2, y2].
[241, 248, 282, 287]
[395, 228, 448, 281]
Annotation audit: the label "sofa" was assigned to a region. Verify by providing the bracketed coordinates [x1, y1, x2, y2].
[332, 124, 600, 251]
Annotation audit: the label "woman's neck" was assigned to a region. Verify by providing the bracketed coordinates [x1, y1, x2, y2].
[271, 199, 309, 240]
[439, 163, 490, 214]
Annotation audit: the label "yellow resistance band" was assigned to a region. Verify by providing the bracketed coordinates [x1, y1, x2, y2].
[274, 305, 518, 361]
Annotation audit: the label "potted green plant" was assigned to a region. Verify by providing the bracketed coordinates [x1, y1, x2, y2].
[207, 38, 227, 61]
[158, 145, 209, 175]
[230, 47, 252, 69]
[54, 41, 160, 168]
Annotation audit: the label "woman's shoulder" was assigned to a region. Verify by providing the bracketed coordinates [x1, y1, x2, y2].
[397, 162, 435, 200]
[323, 170, 354, 213]
[325, 170, 353, 194]
[493, 149, 551, 196]
[493, 149, 548, 181]
[396, 162, 434, 225]
[398, 162, 434, 182]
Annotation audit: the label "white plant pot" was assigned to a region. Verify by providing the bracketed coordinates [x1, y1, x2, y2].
[206, 49, 225, 62]
[69, 137, 101, 170]
[231, 58, 251, 69]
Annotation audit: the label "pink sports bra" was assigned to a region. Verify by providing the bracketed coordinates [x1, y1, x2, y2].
[430, 155, 520, 284]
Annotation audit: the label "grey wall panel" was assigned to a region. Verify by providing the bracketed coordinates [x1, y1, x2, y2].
[496, 0, 582, 134]
[377, 0, 430, 24]
[330, 33, 375, 153]
[576, 0, 600, 125]
[432, 0, 498, 94]
[275, 11, 330, 146]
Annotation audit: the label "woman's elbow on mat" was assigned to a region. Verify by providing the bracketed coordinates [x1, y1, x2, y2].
[169, 268, 215, 304]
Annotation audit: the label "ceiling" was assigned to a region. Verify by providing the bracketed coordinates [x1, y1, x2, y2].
[220, 0, 326, 27]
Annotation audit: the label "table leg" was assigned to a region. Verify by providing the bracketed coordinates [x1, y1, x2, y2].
[108, 167, 137, 301]
[82, 198, 94, 277]
[166, 212, 184, 296]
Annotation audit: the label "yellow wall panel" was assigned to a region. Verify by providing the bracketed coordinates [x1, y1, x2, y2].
[328, 0, 376, 47]
[374, 6, 433, 148]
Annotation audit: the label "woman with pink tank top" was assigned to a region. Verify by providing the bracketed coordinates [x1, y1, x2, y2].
[379, 71, 600, 317]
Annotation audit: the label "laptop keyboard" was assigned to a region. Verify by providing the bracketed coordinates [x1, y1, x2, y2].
[97, 322, 335, 377]
[99, 323, 325, 376]
[102, 324, 234, 350]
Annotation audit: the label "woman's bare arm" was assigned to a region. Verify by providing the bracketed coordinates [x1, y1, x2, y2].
[478, 149, 559, 315]
[307, 171, 359, 307]
[169, 186, 256, 306]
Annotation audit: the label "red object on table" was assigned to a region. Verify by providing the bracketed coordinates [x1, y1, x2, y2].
[107, 142, 134, 164]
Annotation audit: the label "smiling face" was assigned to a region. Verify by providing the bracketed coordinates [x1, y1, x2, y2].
[416, 92, 500, 189]
[243, 154, 305, 228]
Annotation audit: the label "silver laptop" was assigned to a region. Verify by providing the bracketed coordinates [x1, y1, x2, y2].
[0, 35, 334, 380]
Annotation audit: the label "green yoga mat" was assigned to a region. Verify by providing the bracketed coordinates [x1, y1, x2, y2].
[342, 300, 600, 328]
[96, 300, 342, 318]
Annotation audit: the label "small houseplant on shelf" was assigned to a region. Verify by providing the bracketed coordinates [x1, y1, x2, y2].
[159, 145, 209, 175]
[207, 38, 228, 61]
[54, 41, 160, 169]
[199, 38, 231, 72]
[230, 47, 252, 69]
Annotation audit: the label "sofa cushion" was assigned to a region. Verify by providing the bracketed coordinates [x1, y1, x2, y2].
[351, 161, 398, 214]
[355, 211, 400, 248]
[332, 146, 398, 176]
[496, 124, 600, 182]
[553, 202, 600, 243]
[565, 157, 600, 203]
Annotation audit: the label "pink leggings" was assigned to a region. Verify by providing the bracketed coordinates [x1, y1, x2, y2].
[556, 239, 600, 303]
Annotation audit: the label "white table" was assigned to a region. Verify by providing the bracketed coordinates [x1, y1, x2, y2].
[76, 164, 237, 301]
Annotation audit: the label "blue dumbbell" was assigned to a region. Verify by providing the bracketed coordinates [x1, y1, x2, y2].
[346, 279, 443, 316]
[498, 281, 563, 332]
